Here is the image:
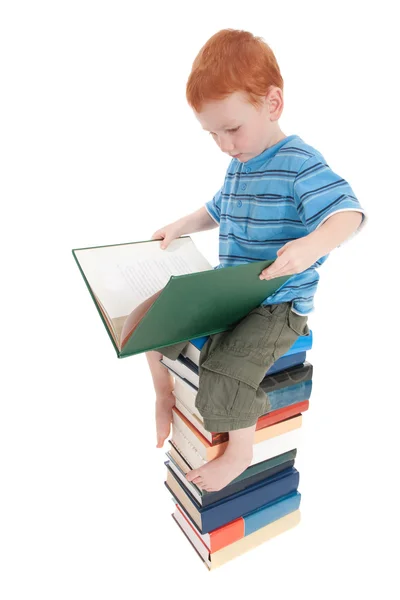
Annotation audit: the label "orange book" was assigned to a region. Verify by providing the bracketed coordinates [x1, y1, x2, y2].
[175, 504, 244, 553]
[256, 400, 309, 430]
[171, 407, 302, 462]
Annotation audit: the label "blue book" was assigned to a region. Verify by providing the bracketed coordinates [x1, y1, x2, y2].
[165, 463, 299, 534]
[244, 491, 301, 536]
[166, 447, 297, 507]
[268, 380, 312, 412]
[183, 330, 313, 365]
[162, 351, 312, 392]
[163, 358, 312, 414]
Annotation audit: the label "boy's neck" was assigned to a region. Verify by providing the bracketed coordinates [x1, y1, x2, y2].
[263, 125, 286, 150]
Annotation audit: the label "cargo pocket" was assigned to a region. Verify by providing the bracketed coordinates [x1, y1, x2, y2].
[288, 309, 309, 337]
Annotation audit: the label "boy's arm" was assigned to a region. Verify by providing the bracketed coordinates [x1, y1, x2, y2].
[260, 211, 363, 280]
[260, 153, 366, 280]
[152, 206, 218, 249]
[177, 206, 219, 234]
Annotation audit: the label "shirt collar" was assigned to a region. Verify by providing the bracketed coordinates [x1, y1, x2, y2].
[239, 134, 301, 169]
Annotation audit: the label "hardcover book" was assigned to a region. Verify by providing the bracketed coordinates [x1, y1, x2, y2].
[171, 407, 302, 462]
[166, 450, 296, 506]
[169, 372, 311, 443]
[166, 442, 297, 506]
[173, 506, 301, 570]
[73, 236, 290, 357]
[170, 423, 302, 470]
[165, 463, 299, 533]
[173, 490, 301, 553]
[161, 353, 313, 392]
[182, 330, 313, 366]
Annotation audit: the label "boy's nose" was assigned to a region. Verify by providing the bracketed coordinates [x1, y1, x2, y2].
[218, 134, 235, 153]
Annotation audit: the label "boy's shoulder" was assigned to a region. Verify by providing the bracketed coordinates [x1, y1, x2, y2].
[274, 135, 327, 169]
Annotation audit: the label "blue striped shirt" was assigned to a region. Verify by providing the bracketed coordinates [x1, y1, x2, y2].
[205, 134, 365, 315]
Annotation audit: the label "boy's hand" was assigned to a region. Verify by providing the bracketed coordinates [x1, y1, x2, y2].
[259, 211, 364, 280]
[151, 223, 183, 249]
[259, 236, 320, 280]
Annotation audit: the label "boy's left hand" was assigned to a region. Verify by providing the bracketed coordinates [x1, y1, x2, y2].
[259, 237, 320, 280]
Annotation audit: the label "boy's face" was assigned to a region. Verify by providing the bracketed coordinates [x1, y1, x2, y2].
[194, 90, 281, 162]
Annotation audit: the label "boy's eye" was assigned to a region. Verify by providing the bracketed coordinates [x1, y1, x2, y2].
[208, 127, 240, 137]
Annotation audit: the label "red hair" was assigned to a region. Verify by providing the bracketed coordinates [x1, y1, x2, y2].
[186, 29, 284, 111]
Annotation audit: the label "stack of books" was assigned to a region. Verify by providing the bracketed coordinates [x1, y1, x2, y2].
[162, 331, 313, 570]
[72, 238, 313, 568]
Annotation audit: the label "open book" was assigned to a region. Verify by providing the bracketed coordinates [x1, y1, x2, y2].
[73, 236, 290, 358]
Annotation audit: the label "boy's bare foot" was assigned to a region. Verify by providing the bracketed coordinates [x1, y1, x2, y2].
[185, 424, 256, 491]
[155, 391, 176, 448]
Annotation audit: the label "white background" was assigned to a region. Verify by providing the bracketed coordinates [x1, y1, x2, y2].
[1, 1, 399, 598]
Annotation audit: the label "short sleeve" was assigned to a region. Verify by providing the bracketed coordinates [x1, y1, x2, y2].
[205, 187, 222, 225]
[293, 156, 367, 234]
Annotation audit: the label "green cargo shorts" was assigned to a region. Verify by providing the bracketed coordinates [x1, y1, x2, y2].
[159, 302, 309, 433]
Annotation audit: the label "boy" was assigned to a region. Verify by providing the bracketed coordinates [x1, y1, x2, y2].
[146, 29, 365, 492]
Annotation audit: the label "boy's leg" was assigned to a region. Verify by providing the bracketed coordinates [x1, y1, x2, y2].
[146, 341, 188, 447]
[186, 303, 309, 491]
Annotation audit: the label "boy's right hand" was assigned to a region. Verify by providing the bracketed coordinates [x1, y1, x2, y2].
[151, 223, 183, 250]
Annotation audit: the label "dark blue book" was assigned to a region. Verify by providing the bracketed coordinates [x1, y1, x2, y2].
[261, 362, 313, 393]
[165, 447, 296, 507]
[164, 463, 299, 534]
[161, 352, 311, 392]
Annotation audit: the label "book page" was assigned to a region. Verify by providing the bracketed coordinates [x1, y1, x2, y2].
[74, 237, 212, 319]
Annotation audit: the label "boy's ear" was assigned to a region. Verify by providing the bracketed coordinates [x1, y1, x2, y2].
[266, 86, 284, 121]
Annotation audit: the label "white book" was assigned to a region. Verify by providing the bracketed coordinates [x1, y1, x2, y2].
[167, 455, 203, 504]
[181, 341, 202, 365]
[173, 376, 201, 418]
[161, 355, 199, 388]
[170, 425, 302, 470]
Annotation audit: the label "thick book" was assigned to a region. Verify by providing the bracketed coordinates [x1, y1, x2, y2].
[171, 407, 302, 462]
[180, 347, 309, 379]
[72, 236, 290, 357]
[161, 353, 313, 391]
[182, 330, 313, 366]
[171, 423, 302, 471]
[174, 490, 301, 554]
[165, 463, 299, 533]
[166, 451, 296, 507]
[173, 506, 301, 570]
[170, 370, 312, 420]
[166, 442, 297, 506]
[175, 395, 309, 444]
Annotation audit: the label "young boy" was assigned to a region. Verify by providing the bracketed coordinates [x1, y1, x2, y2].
[146, 29, 365, 492]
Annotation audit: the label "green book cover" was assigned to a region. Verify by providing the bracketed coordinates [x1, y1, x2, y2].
[72, 236, 290, 358]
